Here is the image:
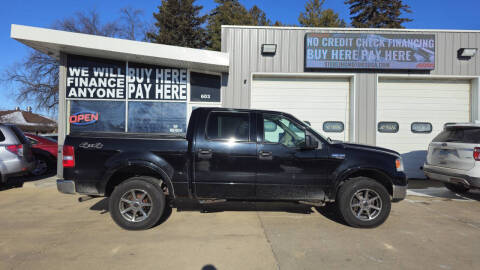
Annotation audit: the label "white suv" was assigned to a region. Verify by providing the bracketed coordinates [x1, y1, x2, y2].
[0, 124, 35, 184]
[423, 123, 480, 193]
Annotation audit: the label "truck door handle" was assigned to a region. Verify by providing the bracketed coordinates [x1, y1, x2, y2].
[259, 151, 272, 160]
[198, 149, 213, 159]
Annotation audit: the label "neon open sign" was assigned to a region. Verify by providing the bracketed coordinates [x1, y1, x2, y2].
[69, 111, 99, 126]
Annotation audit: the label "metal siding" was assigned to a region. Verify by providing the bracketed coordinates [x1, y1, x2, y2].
[222, 26, 480, 144]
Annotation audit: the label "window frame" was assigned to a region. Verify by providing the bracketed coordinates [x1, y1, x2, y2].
[377, 121, 400, 133]
[261, 113, 307, 148]
[323, 121, 345, 133]
[411, 122, 433, 134]
[204, 111, 252, 142]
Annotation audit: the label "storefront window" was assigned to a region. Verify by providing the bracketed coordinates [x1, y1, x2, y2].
[128, 102, 187, 134]
[70, 100, 126, 133]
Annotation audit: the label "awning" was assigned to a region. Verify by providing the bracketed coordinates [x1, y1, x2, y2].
[11, 24, 229, 73]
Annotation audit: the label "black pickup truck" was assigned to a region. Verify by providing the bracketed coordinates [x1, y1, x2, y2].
[58, 107, 407, 230]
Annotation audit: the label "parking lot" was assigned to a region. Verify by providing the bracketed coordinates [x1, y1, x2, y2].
[0, 177, 479, 270]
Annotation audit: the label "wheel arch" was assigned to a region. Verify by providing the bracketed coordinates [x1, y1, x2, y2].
[332, 167, 394, 200]
[101, 161, 175, 198]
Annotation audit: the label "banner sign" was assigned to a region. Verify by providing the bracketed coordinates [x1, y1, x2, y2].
[66, 55, 187, 100]
[67, 56, 126, 99]
[127, 62, 187, 101]
[305, 33, 435, 70]
[190, 72, 221, 102]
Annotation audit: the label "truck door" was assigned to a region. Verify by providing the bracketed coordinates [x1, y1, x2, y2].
[193, 110, 257, 199]
[256, 113, 327, 200]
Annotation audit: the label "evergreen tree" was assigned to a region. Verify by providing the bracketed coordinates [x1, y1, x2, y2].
[299, 0, 346, 27]
[206, 0, 252, 51]
[249, 5, 271, 26]
[345, 0, 412, 28]
[147, 0, 207, 48]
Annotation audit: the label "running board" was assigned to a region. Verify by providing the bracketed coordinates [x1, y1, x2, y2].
[199, 199, 227, 204]
[298, 200, 325, 207]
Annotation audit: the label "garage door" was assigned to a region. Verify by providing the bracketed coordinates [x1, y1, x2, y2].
[251, 76, 350, 141]
[377, 79, 471, 178]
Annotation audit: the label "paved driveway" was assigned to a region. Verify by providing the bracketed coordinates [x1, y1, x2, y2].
[0, 179, 479, 270]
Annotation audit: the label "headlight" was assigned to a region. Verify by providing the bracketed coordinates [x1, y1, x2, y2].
[395, 158, 404, 172]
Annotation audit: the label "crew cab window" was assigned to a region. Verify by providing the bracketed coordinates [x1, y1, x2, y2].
[206, 112, 250, 141]
[263, 114, 305, 148]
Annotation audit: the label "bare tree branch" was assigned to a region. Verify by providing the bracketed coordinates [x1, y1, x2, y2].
[3, 8, 147, 112]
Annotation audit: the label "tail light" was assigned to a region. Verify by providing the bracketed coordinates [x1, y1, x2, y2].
[474, 147, 480, 161]
[6, 144, 23, 156]
[63, 145, 75, 168]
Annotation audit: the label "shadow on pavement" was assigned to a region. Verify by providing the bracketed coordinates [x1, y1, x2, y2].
[407, 179, 480, 201]
[175, 200, 314, 214]
[0, 171, 56, 191]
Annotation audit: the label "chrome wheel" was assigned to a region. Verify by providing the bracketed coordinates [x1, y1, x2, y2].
[350, 189, 382, 221]
[32, 159, 48, 176]
[118, 189, 153, 223]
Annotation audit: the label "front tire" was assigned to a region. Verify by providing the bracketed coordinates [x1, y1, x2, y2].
[336, 177, 391, 228]
[109, 177, 165, 230]
[444, 183, 469, 194]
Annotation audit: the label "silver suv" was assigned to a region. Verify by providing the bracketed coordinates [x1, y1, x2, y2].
[423, 123, 480, 193]
[0, 124, 35, 184]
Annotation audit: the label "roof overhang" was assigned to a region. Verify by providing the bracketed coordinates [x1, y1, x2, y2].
[11, 24, 229, 73]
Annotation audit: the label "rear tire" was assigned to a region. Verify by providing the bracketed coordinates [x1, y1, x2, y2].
[31, 156, 50, 176]
[444, 183, 469, 194]
[336, 177, 391, 228]
[109, 177, 165, 230]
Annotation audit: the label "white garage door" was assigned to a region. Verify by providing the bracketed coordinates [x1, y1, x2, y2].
[377, 79, 471, 178]
[251, 76, 350, 141]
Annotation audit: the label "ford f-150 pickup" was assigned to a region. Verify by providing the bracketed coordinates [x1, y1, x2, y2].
[57, 107, 407, 230]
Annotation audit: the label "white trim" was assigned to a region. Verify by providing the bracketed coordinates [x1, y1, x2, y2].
[125, 61, 129, 132]
[250, 72, 356, 142]
[374, 74, 480, 145]
[252, 72, 356, 79]
[222, 25, 480, 33]
[11, 24, 229, 72]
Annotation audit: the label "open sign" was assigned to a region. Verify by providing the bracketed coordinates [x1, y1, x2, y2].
[69, 111, 99, 126]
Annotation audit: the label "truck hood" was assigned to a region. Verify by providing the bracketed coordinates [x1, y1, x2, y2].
[334, 142, 400, 157]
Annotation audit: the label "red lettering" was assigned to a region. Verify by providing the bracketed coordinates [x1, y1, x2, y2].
[69, 115, 77, 123]
[84, 114, 91, 122]
[91, 113, 99, 121]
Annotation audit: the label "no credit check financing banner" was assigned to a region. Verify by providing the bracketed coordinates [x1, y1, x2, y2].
[305, 33, 435, 70]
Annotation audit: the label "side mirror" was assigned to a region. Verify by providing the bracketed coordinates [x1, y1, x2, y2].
[304, 135, 319, 149]
[304, 121, 311, 126]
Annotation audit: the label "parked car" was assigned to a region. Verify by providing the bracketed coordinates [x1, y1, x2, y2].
[0, 124, 35, 184]
[424, 123, 480, 193]
[57, 108, 407, 230]
[25, 133, 58, 176]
